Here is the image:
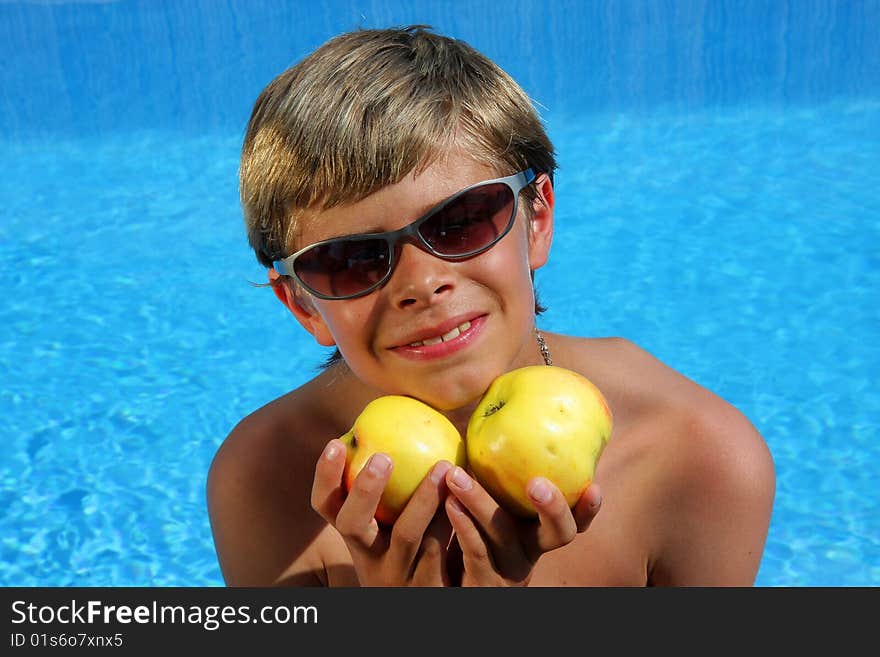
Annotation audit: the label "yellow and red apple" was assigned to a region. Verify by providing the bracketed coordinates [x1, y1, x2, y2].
[340, 395, 466, 525]
[466, 365, 613, 517]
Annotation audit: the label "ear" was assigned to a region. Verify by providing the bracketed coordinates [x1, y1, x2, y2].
[527, 173, 554, 270]
[268, 269, 337, 347]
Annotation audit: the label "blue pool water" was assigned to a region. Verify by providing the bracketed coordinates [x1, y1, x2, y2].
[1, 1, 878, 586]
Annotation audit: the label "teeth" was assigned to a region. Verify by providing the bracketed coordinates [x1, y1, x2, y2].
[408, 321, 471, 347]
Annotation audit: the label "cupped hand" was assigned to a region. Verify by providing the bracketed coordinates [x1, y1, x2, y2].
[444, 466, 602, 586]
[310, 439, 455, 586]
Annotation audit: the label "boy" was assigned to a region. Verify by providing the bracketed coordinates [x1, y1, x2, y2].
[207, 26, 775, 586]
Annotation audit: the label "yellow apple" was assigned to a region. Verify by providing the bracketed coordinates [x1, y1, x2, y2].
[466, 365, 613, 517]
[340, 395, 467, 525]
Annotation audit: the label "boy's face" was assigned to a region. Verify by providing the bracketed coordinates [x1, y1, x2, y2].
[275, 152, 554, 413]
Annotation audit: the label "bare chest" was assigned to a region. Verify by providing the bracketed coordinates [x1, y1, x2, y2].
[528, 507, 648, 586]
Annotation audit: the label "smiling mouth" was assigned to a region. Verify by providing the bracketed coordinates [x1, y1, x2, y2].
[407, 321, 472, 347]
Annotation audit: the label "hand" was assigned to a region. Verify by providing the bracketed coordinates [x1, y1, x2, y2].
[310, 439, 455, 586]
[444, 466, 602, 586]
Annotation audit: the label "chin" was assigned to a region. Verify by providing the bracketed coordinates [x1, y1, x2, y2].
[423, 392, 480, 413]
[409, 370, 496, 413]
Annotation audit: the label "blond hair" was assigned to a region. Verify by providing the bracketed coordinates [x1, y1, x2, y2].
[239, 25, 556, 267]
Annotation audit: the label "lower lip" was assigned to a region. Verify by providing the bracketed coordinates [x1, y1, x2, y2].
[392, 315, 486, 361]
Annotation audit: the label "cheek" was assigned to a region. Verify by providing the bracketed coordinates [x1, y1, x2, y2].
[316, 299, 379, 352]
[478, 223, 534, 287]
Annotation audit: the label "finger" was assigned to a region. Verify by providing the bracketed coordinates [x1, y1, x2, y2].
[334, 453, 392, 550]
[572, 483, 602, 533]
[445, 466, 518, 547]
[410, 508, 455, 587]
[444, 496, 499, 583]
[310, 439, 348, 523]
[388, 461, 453, 571]
[522, 477, 578, 562]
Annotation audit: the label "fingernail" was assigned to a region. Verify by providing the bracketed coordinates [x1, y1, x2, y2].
[528, 478, 553, 504]
[323, 441, 340, 460]
[430, 461, 452, 484]
[367, 453, 392, 475]
[450, 466, 472, 490]
[587, 483, 602, 510]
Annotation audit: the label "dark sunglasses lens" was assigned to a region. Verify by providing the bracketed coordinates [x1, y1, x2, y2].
[419, 182, 515, 255]
[294, 238, 390, 298]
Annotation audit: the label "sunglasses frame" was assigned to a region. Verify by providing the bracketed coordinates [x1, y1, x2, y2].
[273, 168, 536, 300]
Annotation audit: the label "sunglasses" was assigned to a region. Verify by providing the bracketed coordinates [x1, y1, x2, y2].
[273, 168, 536, 300]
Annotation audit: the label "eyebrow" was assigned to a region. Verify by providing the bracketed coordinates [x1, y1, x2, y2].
[297, 171, 508, 248]
[308, 192, 456, 243]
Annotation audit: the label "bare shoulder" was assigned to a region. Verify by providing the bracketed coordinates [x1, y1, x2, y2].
[206, 365, 359, 586]
[560, 335, 771, 448]
[555, 335, 776, 584]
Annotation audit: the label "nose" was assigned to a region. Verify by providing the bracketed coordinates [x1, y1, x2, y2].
[387, 242, 455, 309]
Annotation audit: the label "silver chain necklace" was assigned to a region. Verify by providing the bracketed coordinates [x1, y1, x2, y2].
[535, 328, 553, 366]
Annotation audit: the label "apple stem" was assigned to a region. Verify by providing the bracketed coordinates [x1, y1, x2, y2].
[483, 400, 506, 417]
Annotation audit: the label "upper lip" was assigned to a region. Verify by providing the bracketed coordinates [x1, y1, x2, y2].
[392, 312, 483, 348]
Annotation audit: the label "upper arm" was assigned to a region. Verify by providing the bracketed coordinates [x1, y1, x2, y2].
[648, 400, 776, 586]
[206, 415, 327, 586]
